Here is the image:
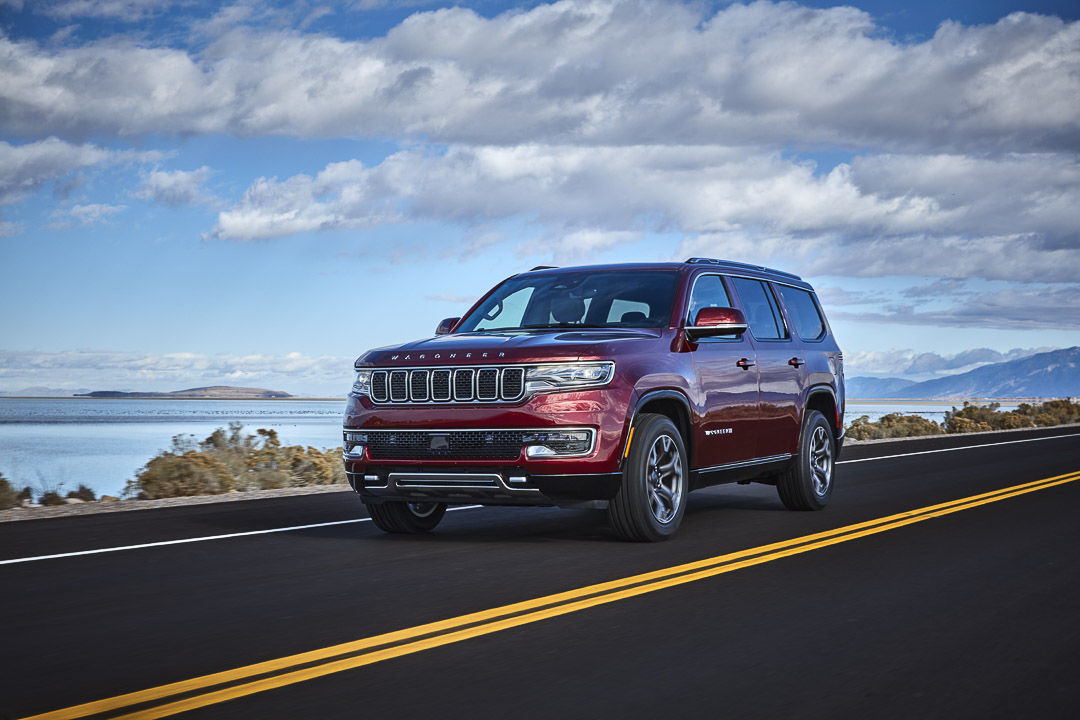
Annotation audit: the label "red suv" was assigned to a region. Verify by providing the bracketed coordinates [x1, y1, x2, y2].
[344, 259, 844, 541]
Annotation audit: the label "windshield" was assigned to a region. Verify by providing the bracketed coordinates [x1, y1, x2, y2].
[456, 270, 680, 332]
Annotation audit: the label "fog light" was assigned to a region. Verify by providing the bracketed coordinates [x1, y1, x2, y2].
[526, 445, 557, 458]
[343, 431, 368, 457]
[523, 429, 593, 458]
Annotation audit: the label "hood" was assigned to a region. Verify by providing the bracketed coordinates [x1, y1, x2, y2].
[356, 328, 664, 367]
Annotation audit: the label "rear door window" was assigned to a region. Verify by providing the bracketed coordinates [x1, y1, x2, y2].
[730, 277, 787, 340]
[777, 285, 826, 340]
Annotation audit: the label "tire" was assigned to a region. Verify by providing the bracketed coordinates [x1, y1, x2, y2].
[607, 413, 689, 542]
[365, 501, 447, 534]
[777, 410, 835, 511]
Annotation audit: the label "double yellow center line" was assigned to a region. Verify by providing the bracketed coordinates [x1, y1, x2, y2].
[26, 469, 1080, 720]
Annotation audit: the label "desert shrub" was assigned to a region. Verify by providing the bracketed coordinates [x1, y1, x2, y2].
[1016, 399, 1080, 427]
[846, 413, 945, 441]
[902, 398, 1080, 436]
[128, 451, 236, 499]
[280, 446, 347, 486]
[40, 491, 66, 506]
[0, 473, 19, 510]
[66, 484, 96, 501]
[126, 424, 346, 498]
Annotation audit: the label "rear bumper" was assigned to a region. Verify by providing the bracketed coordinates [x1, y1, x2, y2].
[347, 466, 622, 506]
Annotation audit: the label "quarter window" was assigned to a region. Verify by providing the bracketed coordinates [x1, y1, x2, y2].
[777, 285, 825, 340]
[686, 274, 731, 323]
[730, 278, 787, 340]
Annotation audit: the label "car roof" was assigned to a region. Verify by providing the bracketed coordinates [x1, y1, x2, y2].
[520, 259, 813, 290]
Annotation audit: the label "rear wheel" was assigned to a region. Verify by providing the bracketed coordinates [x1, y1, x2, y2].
[608, 413, 688, 542]
[365, 501, 447, 533]
[777, 410, 835, 511]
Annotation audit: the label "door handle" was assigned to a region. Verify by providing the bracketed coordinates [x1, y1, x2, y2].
[788, 357, 805, 367]
[736, 358, 756, 369]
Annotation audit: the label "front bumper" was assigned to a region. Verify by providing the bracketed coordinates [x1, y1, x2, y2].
[343, 385, 632, 505]
[347, 465, 622, 506]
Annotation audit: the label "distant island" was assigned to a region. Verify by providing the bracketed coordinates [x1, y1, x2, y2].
[74, 386, 294, 399]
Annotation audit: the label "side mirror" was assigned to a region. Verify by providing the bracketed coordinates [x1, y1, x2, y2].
[435, 317, 460, 335]
[685, 307, 748, 341]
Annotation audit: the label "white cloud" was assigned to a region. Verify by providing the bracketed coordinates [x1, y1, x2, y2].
[37, 0, 181, 20]
[135, 166, 213, 207]
[0, 349, 353, 397]
[0, 138, 113, 206]
[69, 202, 125, 224]
[46, 202, 125, 229]
[1, 2, 1077, 151]
[831, 285, 1080, 330]
[211, 144, 1080, 281]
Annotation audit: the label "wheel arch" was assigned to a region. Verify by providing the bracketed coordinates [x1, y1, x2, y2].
[805, 385, 840, 435]
[626, 390, 694, 465]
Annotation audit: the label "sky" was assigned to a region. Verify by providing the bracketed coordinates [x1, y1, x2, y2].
[0, 0, 1078, 397]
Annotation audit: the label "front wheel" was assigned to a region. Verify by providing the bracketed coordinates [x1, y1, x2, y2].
[777, 410, 835, 511]
[607, 413, 688, 542]
[365, 501, 447, 534]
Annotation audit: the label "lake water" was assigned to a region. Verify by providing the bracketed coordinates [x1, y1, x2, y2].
[0, 397, 1015, 498]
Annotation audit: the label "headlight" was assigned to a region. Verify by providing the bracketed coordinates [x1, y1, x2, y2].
[351, 369, 372, 396]
[524, 362, 615, 394]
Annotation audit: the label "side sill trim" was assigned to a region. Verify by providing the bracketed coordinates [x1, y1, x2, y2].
[693, 454, 792, 475]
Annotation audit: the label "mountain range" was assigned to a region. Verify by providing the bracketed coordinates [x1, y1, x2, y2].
[848, 347, 1080, 399]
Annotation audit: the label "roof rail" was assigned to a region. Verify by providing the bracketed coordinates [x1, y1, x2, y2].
[529, 265, 558, 271]
[684, 257, 802, 281]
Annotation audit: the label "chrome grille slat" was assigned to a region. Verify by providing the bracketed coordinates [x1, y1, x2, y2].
[365, 365, 529, 404]
[476, 368, 498, 401]
[371, 371, 389, 402]
[389, 370, 408, 402]
[409, 370, 429, 401]
[453, 369, 475, 401]
[431, 369, 452, 401]
[501, 367, 524, 399]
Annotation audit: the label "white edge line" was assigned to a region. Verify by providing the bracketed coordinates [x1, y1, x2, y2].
[4, 432, 1078, 566]
[0, 505, 483, 566]
[837, 432, 1079, 464]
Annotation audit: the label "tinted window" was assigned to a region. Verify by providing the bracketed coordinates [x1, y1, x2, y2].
[777, 285, 825, 340]
[607, 299, 651, 324]
[457, 271, 679, 332]
[686, 274, 731, 323]
[474, 287, 533, 330]
[730, 277, 786, 340]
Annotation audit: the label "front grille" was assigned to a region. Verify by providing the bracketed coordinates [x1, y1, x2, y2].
[368, 365, 527, 404]
[366, 430, 531, 460]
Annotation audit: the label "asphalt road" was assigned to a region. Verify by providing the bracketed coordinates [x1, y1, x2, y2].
[2, 426, 1079, 720]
